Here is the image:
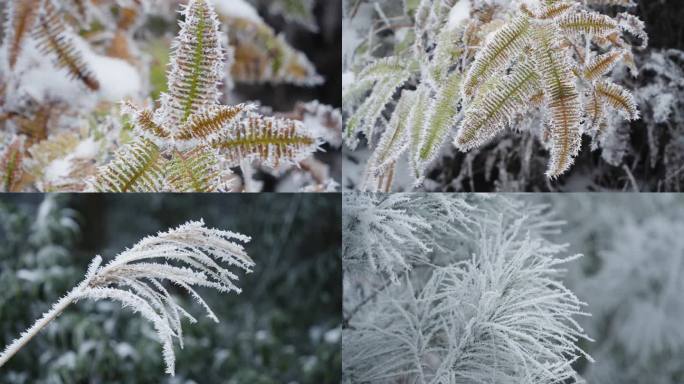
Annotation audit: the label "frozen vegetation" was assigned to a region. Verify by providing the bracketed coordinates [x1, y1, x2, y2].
[343, 193, 684, 383]
[0, 0, 342, 192]
[0, 194, 341, 383]
[343, 0, 684, 192]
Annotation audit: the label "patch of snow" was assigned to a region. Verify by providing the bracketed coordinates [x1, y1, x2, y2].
[447, 0, 472, 30]
[72, 37, 142, 102]
[44, 158, 73, 183]
[73, 138, 99, 159]
[87, 54, 142, 102]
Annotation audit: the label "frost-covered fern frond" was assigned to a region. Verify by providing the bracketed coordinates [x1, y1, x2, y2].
[456, 60, 540, 150]
[159, 0, 224, 128]
[346, 0, 649, 190]
[93, 138, 165, 192]
[4, 0, 41, 69]
[462, 15, 532, 97]
[344, 217, 592, 384]
[534, 24, 582, 177]
[92, 0, 322, 192]
[594, 79, 639, 121]
[213, 113, 319, 168]
[166, 147, 221, 192]
[175, 105, 251, 142]
[0, 220, 254, 376]
[32, 0, 100, 91]
[0, 135, 25, 192]
[453, 0, 644, 179]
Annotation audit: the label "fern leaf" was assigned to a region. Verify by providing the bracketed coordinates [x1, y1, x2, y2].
[407, 86, 430, 180]
[5, 0, 41, 69]
[161, 0, 224, 127]
[456, 61, 539, 150]
[212, 113, 318, 168]
[534, 25, 581, 178]
[166, 147, 221, 192]
[175, 105, 251, 142]
[364, 90, 416, 185]
[537, 2, 576, 19]
[583, 50, 623, 81]
[584, 89, 605, 133]
[94, 139, 166, 192]
[557, 10, 618, 38]
[123, 102, 171, 139]
[416, 72, 462, 171]
[33, 0, 99, 91]
[595, 79, 639, 120]
[0, 136, 25, 192]
[344, 71, 411, 149]
[358, 57, 411, 82]
[462, 15, 531, 97]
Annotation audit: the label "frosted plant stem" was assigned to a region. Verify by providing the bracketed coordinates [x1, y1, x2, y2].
[0, 289, 79, 368]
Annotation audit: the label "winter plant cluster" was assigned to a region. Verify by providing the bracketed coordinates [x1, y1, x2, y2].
[0, 218, 255, 376]
[0, 0, 341, 192]
[342, 0, 665, 192]
[343, 194, 592, 383]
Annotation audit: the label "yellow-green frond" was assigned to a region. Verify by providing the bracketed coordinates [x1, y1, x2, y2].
[462, 15, 531, 97]
[583, 50, 623, 81]
[595, 79, 639, 120]
[162, 0, 223, 126]
[537, 2, 576, 19]
[558, 10, 618, 38]
[456, 61, 539, 150]
[175, 105, 251, 142]
[417, 72, 462, 169]
[407, 85, 430, 180]
[364, 90, 416, 183]
[534, 24, 581, 178]
[212, 114, 318, 168]
[94, 139, 166, 192]
[358, 57, 412, 82]
[123, 102, 171, 139]
[344, 71, 411, 149]
[166, 147, 221, 192]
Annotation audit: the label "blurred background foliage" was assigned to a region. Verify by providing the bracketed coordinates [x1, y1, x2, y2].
[0, 194, 341, 383]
